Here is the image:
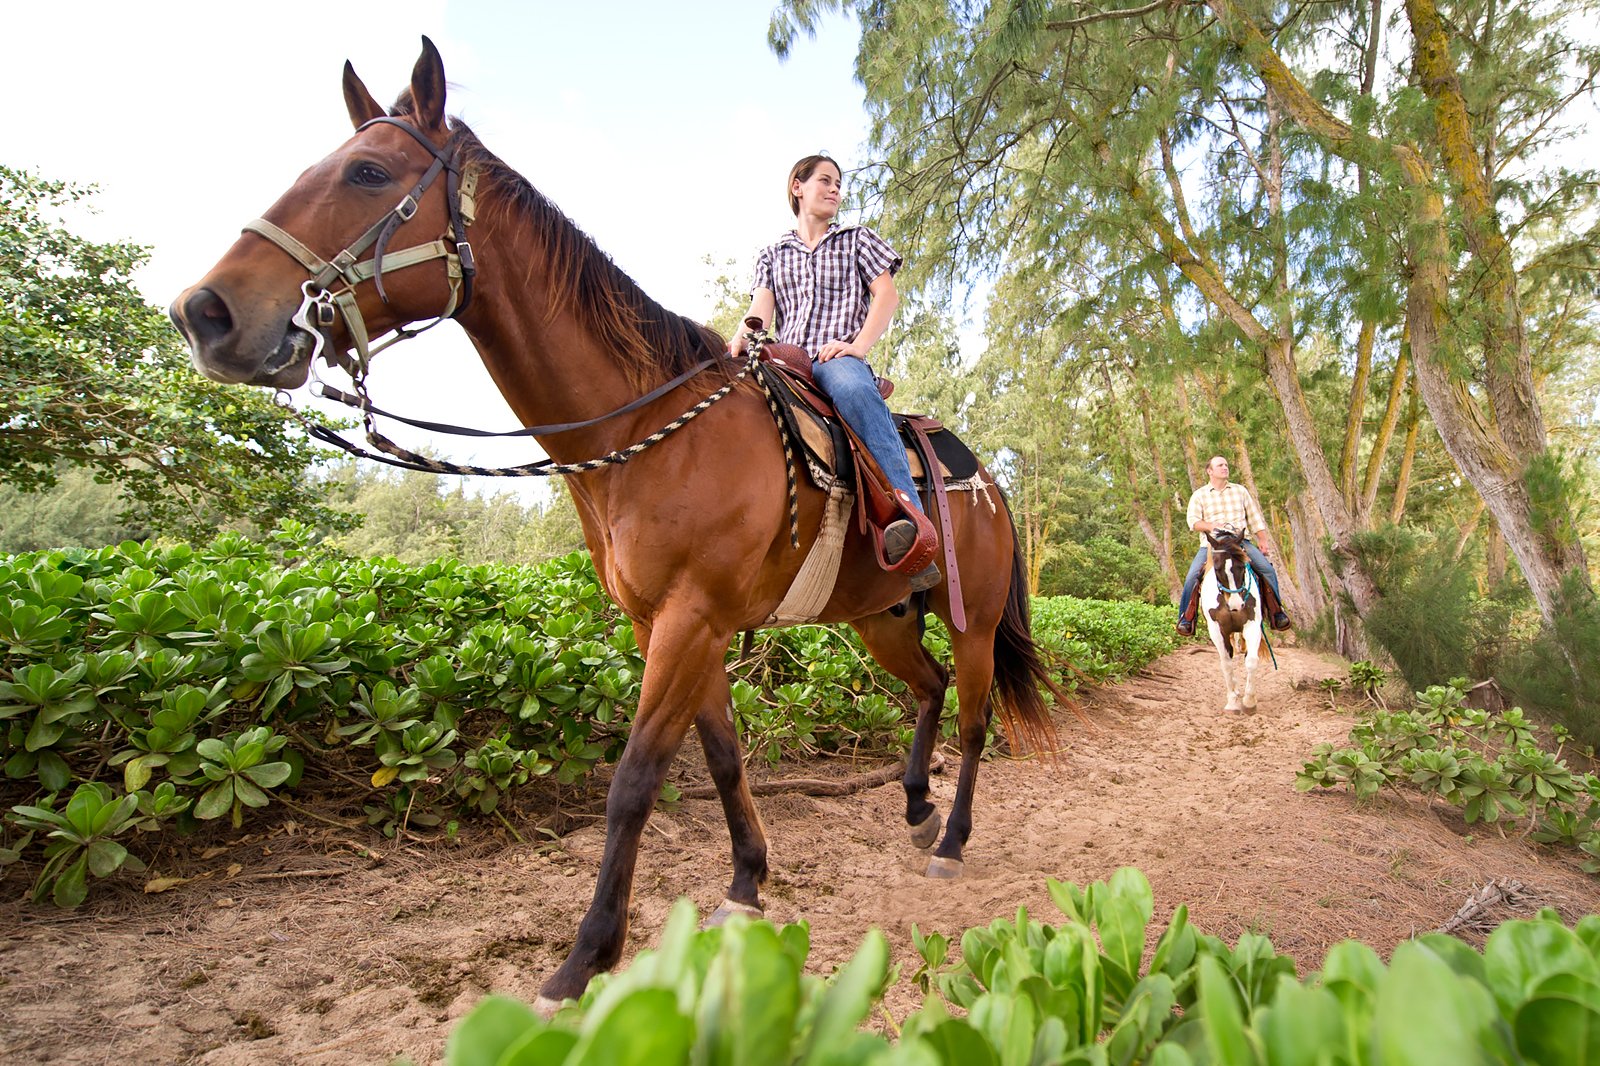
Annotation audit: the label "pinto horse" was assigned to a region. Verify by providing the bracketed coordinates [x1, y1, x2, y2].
[1199, 529, 1263, 712]
[170, 38, 1066, 1008]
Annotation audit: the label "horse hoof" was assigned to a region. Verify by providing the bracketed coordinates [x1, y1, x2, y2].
[926, 856, 964, 879]
[533, 995, 564, 1020]
[704, 897, 764, 927]
[909, 810, 942, 849]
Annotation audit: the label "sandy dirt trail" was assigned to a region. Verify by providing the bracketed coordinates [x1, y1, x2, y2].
[4, 642, 1597, 1064]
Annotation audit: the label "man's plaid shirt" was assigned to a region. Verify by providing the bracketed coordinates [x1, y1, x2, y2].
[1186, 481, 1268, 545]
[751, 224, 902, 356]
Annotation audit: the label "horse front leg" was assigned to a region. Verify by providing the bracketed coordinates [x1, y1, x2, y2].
[536, 619, 729, 1009]
[695, 700, 769, 922]
[1213, 631, 1242, 712]
[1241, 626, 1261, 710]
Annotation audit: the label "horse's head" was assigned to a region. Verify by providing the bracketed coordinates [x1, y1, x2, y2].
[170, 37, 469, 388]
[1205, 528, 1252, 609]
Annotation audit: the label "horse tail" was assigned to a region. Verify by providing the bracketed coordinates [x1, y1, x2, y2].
[989, 490, 1078, 758]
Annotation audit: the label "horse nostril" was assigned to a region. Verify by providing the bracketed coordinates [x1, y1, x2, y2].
[180, 288, 235, 344]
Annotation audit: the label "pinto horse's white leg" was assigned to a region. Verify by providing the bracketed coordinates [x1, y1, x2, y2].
[1210, 625, 1242, 712]
[1241, 622, 1261, 710]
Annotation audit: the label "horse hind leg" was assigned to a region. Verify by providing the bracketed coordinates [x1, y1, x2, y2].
[923, 624, 1007, 880]
[695, 702, 769, 923]
[851, 612, 949, 853]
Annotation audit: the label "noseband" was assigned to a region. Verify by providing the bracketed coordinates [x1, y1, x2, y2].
[1209, 545, 1254, 600]
[242, 116, 477, 372]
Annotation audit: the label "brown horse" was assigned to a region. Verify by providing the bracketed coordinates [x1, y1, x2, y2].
[170, 38, 1065, 1007]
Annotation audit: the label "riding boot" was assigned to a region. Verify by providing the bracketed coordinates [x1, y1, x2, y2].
[1258, 577, 1292, 631]
[1176, 593, 1199, 636]
[885, 519, 941, 592]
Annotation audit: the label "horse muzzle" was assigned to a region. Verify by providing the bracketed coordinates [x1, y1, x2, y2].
[170, 285, 317, 388]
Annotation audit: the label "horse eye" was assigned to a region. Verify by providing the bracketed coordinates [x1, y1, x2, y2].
[350, 163, 391, 188]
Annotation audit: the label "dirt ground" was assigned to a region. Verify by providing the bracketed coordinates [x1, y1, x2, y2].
[4, 641, 1598, 1065]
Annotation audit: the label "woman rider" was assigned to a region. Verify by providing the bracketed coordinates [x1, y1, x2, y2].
[728, 153, 940, 592]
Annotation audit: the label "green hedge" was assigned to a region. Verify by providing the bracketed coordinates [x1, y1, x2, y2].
[1, 530, 1180, 906]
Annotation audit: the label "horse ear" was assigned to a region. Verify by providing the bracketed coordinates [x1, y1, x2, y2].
[343, 61, 386, 129]
[410, 36, 447, 132]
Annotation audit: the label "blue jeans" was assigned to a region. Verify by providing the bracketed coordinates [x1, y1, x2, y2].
[813, 355, 923, 514]
[1179, 540, 1281, 617]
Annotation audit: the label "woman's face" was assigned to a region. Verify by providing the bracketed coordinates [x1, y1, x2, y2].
[791, 162, 843, 220]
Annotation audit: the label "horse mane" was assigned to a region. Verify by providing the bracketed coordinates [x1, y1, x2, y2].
[389, 95, 730, 391]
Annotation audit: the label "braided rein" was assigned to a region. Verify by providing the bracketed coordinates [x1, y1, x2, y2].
[283, 350, 762, 478]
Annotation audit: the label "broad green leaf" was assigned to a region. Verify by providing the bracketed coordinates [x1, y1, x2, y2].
[1484, 918, 1600, 1013]
[693, 919, 800, 1066]
[1253, 979, 1345, 1066]
[798, 929, 888, 1066]
[1096, 868, 1154, 979]
[568, 987, 692, 1066]
[86, 840, 128, 878]
[1513, 994, 1600, 1066]
[1150, 906, 1195, 978]
[1196, 954, 1259, 1066]
[124, 754, 154, 794]
[921, 1017, 999, 1066]
[53, 853, 89, 909]
[500, 1027, 579, 1065]
[1374, 942, 1505, 1065]
[1531, 972, 1600, 1010]
[243, 761, 292, 789]
[194, 780, 235, 821]
[36, 751, 71, 792]
[443, 995, 544, 1066]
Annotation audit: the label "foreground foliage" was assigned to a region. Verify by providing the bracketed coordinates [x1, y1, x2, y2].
[1299, 668, 1600, 873]
[446, 867, 1600, 1065]
[0, 533, 1175, 906]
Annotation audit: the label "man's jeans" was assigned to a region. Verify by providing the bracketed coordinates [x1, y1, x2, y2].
[813, 355, 923, 513]
[1179, 540, 1282, 618]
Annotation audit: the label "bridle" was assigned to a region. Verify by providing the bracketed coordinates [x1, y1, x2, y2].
[244, 116, 477, 375]
[1207, 536, 1255, 600]
[240, 114, 763, 481]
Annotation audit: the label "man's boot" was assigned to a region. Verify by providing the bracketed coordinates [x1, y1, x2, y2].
[1259, 579, 1292, 631]
[1176, 594, 1198, 637]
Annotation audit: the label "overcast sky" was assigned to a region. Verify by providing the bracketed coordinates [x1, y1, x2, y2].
[4, 1, 874, 495]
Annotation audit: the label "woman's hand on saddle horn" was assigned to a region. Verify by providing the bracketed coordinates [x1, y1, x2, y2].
[816, 338, 869, 362]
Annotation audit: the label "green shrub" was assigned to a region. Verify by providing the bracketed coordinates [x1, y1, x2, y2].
[1301, 677, 1600, 872]
[447, 867, 1600, 1065]
[1, 531, 1183, 907]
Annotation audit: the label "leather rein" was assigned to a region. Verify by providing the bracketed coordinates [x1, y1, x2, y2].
[249, 116, 748, 478]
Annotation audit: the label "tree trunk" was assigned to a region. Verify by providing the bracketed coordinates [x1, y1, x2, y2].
[1389, 384, 1421, 525]
[1208, 0, 1594, 630]
[1341, 319, 1377, 510]
[1362, 324, 1411, 517]
[1100, 363, 1183, 598]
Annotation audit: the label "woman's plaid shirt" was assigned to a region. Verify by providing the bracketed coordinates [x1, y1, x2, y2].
[1186, 481, 1268, 544]
[751, 224, 902, 356]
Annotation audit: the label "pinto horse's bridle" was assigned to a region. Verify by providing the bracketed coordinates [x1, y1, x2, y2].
[243, 115, 769, 484]
[244, 116, 477, 375]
